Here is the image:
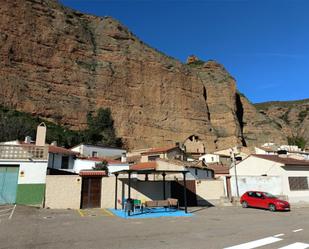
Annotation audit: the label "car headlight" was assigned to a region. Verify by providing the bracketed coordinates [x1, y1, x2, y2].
[276, 202, 286, 206]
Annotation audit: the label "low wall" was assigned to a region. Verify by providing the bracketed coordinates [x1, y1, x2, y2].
[45, 175, 82, 209]
[195, 179, 225, 206]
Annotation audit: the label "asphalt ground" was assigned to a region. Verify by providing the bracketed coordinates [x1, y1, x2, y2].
[0, 205, 308, 249]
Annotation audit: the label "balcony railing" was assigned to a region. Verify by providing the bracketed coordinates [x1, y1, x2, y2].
[0, 144, 48, 160]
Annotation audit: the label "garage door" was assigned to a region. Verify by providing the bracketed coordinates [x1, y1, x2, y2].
[0, 166, 19, 205]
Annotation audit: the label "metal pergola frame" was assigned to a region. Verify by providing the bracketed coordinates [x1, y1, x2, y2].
[112, 169, 189, 214]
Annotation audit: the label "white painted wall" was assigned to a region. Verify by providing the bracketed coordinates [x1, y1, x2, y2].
[73, 159, 129, 175]
[199, 154, 220, 163]
[0, 160, 48, 184]
[71, 145, 126, 158]
[230, 176, 283, 197]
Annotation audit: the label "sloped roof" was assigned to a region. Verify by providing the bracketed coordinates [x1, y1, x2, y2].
[253, 154, 309, 166]
[77, 156, 121, 164]
[130, 161, 157, 171]
[206, 163, 230, 175]
[48, 145, 79, 155]
[141, 146, 178, 155]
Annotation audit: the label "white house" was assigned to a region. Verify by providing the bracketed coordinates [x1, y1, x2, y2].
[48, 145, 79, 171]
[199, 154, 220, 164]
[71, 144, 126, 158]
[230, 154, 309, 204]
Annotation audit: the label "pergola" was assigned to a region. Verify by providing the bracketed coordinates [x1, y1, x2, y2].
[112, 168, 189, 214]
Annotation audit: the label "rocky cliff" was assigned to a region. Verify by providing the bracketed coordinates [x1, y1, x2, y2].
[255, 99, 309, 147]
[0, 0, 288, 150]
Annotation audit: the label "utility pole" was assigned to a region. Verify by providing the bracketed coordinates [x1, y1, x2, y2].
[231, 149, 240, 197]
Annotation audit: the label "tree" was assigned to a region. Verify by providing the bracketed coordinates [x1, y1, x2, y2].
[93, 160, 109, 174]
[83, 108, 122, 147]
[287, 136, 307, 150]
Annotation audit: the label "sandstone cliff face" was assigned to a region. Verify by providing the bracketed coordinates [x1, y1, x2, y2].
[0, 0, 289, 150]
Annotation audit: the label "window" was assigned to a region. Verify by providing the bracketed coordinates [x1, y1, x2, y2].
[61, 156, 69, 169]
[148, 155, 160, 161]
[289, 177, 309, 191]
[92, 151, 98, 157]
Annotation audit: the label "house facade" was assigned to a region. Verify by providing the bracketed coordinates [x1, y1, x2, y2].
[140, 146, 186, 162]
[230, 154, 309, 203]
[71, 144, 126, 158]
[48, 145, 78, 171]
[0, 143, 48, 206]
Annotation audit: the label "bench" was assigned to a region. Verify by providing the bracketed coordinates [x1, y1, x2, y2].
[144, 198, 179, 212]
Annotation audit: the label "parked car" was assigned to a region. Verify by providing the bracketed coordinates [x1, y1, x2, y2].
[240, 191, 290, 211]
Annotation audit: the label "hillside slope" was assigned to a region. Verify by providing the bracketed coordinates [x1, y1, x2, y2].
[0, 0, 287, 150]
[255, 99, 309, 147]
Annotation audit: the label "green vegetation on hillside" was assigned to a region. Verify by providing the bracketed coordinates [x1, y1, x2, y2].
[0, 106, 122, 148]
[254, 98, 309, 110]
[288, 136, 307, 150]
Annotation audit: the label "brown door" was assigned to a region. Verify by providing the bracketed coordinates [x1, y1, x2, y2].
[226, 176, 232, 200]
[81, 177, 102, 209]
[171, 180, 197, 206]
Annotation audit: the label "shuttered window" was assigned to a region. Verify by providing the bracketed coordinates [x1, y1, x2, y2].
[288, 177, 309, 191]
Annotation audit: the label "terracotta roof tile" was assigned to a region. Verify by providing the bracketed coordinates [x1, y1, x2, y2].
[130, 161, 157, 171]
[253, 154, 309, 166]
[79, 170, 107, 176]
[48, 145, 79, 155]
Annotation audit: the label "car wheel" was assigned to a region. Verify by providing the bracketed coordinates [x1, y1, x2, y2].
[242, 201, 248, 208]
[269, 204, 276, 212]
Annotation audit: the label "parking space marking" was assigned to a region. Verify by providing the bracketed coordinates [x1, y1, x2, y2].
[274, 234, 285, 237]
[77, 209, 85, 217]
[102, 209, 114, 217]
[278, 242, 309, 249]
[223, 236, 282, 249]
[293, 229, 303, 233]
[8, 205, 16, 219]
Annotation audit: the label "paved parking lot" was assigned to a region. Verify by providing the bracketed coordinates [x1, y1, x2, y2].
[0, 205, 308, 249]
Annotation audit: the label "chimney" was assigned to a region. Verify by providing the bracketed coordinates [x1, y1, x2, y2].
[36, 122, 46, 146]
[121, 152, 127, 163]
[24, 136, 32, 144]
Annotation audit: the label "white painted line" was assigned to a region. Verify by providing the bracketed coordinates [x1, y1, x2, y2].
[8, 205, 16, 220]
[223, 236, 282, 249]
[278, 242, 309, 249]
[293, 229, 304, 233]
[274, 234, 285, 237]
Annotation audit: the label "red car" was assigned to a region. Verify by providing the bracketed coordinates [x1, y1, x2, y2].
[240, 191, 290, 211]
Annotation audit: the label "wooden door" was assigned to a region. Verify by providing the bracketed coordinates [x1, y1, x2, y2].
[81, 177, 102, 209]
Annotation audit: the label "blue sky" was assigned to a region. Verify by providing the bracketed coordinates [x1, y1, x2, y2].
[60, 0, 309, 103]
